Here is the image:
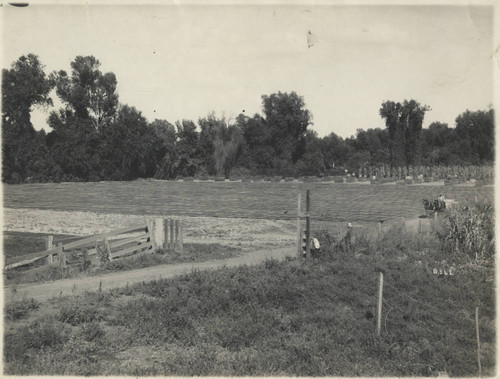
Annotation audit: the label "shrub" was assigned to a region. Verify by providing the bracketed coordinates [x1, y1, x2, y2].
[58, 302, 103, 325]
[4, 317, 71, 361]
[5, 298, 40, 320]
[81, 322, 106, 342]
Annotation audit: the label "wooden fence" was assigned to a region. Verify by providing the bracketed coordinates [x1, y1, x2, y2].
[5, 217, 184, 270]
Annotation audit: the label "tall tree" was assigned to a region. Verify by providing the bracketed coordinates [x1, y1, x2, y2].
[175, 120, 200, 177]
[2, 54, 57, 182]
[52, 56, 118, 131]
[261, 91, 312, 163]
[454, 109, 494, 164]
[379, 99, 429, 167]
[150, 119, 178, 179]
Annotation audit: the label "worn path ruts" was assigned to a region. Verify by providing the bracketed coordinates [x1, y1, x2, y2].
[4, 246, 295, 303]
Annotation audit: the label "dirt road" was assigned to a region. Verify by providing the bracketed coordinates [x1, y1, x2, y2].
[4, 245, 296, 303]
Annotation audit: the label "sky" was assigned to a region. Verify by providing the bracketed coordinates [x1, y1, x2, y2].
[1, 2, 496, 138]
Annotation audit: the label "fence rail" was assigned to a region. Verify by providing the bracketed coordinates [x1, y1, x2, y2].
[4, 218, 181, 270]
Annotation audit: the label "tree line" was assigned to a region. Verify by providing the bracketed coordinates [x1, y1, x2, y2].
[2, 54, 495, 184]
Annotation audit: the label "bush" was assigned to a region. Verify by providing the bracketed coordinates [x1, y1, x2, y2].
[4, 317, 71, 361]
[58, 302, 103, 326]
[5, 298, 40, 320]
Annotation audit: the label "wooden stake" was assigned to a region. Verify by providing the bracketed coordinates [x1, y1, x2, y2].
[378, 221, 382, 239]
[58, 242, 66, 268]
[305, 189, 311, 260]
[174, 219, 180, 252]
[164, 218, 169, 250]
[178, 219, 184, 253]
[170, 218, 174, 249]
[104, 236, 111, 261]
[377, 272, 384, 335]
[46, 235, 54, 264]
[147, 219, 157, 251]
[297, 193, 302, 258]
[476, 307, 482, 376]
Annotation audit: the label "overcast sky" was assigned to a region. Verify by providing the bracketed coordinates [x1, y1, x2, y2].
[1, 2, 495, 138]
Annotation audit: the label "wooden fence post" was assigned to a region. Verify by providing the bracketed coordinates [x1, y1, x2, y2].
[418, 219, 422, 234]
[174, 219, 180, 252]
[170, 218, 174, 250]
[178, 219, 184, 253]
[154, 217, 165, 250]
[297, 193, 302, 259]
[104, 236, 111, 262]
[476, 307, 482, 377]
[46, 235, 54, 264]
[378, 221, 382, 239]
[305, 189, 311, 260]
[164, 218, 170, 250]
[376, 272, 384, 335]
[58, 242, 66, 268]
[147, 219, 157, 251]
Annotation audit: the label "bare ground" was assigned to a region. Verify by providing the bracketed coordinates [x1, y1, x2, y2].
[3, 207, 297, 250]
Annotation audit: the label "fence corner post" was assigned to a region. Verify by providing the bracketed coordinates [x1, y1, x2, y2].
[154, 217, 165, 251]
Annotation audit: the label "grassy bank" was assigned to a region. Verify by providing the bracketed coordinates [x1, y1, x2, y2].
[4, 210, 495, 376]
[4, 231, 242, 285]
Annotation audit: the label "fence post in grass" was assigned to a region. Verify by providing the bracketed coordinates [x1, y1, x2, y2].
[154, 217, 165, 251]
[147, 218, 157, 251]
[104, 236, 111, 262]
[170, 218, 175, 250]
[378, 221, 382, 239]
[163, 218, 170, 251]
[46, 235, 54, 264]
[58, 242, 66, 268]
[174, 219, 180, 252]
[297, 192, 302, 259]
[418, 219, 422, 234]
[305, 189, 311, 260]
[178, 219, 184, 253]
[476, 307, 482, 376]
[376, 272, 384, 335]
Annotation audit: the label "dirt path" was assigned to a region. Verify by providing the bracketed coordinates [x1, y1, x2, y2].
[4, 245, 296, 303]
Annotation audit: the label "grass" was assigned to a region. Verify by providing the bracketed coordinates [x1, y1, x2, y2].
[3, 216, 495, 376]
[4, 235, 242, 285]
[3, 231, 81, 259]
[5, 298, 40, 321]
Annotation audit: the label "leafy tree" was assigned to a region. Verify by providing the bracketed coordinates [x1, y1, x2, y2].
[198, 113, 243, 177]
[175, 120, 200, 177]
[295, 130, 326, 176]
[47, 114, 102, 181]
[379, 99, 430, 167]
[52, 56, 118, 131]
[100, 105, 160, 180]
[317, 132, 350, 170]
[261, 91, 311, 163]
[2, 54, 56, 183]
[150, 119, 178, 179]
[454, 109, 494, 164]
[236, 113, 274, 173]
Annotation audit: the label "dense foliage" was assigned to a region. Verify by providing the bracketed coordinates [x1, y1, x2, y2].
[2, 54, 495, 183]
